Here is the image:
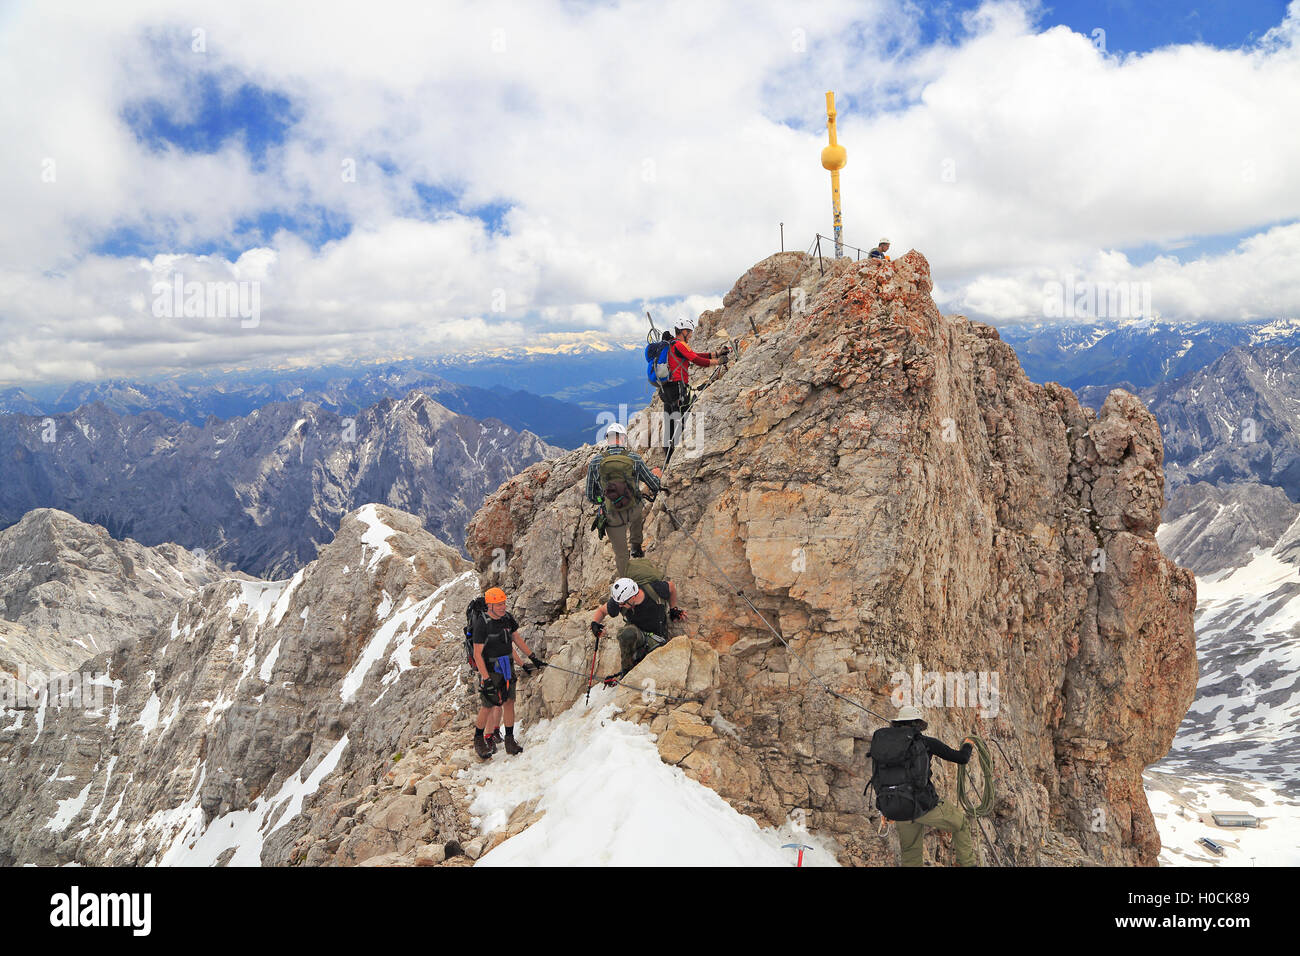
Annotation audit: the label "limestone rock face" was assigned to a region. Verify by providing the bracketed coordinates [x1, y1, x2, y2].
[467, 251, 1197, 866]
[0, 504, 488, 867]
[0, 509, 217, 701]
[1157, 480, 1299, 575]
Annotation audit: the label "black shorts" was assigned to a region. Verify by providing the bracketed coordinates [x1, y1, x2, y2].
[479, 669, 517, 707]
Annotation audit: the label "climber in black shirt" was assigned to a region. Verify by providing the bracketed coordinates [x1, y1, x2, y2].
[589, 572, 685, 678]
[868, 704, 978, 866]
[472, 587, 542, 759]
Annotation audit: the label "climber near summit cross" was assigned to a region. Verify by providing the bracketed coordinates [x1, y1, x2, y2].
[868, 238, 891, 261]
[585, 422, 661, 576]
[660, 316, 729, 459]
[867, 704, 979, 866]
[472, 587, 543, 760]
[589, 563, 686, 680]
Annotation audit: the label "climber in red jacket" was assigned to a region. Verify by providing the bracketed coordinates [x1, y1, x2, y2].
[661, 316, 729, 460]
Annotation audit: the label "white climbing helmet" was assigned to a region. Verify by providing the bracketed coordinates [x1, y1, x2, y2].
[896, 704, 923, 722]
[879, 237, 891, 245]
[605, 422, 627, 440]
[610, 578, 639, 603]
[674, 316, 697, 332]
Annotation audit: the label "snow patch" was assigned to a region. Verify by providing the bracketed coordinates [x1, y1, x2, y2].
[469, 697, 839, 867]
[157, 736, 350, 866]
[45, 782, 93, 833]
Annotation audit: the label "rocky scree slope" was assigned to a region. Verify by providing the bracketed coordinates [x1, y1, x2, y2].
[467, 250, 1197, 866]
[0, 505, 502, 866]
[0, 509, 218, 701]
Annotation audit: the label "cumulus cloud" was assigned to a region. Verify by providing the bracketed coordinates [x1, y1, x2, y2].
[1, 0, 1298, 384]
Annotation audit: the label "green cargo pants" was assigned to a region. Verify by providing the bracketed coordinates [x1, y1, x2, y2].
[615, 624, 666, 674]
[605, 502, 643, 576]
[895, 799, 978, 867]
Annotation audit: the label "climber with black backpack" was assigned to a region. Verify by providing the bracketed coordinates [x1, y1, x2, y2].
[867, 704, 978, 866]
[467, 587, 544, 760]
[585, 422, 662, 575]
[588, 557, 685, 683]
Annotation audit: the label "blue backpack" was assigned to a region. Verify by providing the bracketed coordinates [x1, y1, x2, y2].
[645, 338, 674, 385]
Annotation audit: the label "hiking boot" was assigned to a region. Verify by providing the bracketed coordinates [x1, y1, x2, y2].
[487, 729, 503, 747]
[630, 547, 645, 558]
[504, 736, 523, 756]
[474, 736, 494, 760]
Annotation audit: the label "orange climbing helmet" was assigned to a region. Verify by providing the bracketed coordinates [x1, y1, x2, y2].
[485, 587, 507, 605]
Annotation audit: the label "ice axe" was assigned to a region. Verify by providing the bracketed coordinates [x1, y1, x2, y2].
[782, 843, 813, 867]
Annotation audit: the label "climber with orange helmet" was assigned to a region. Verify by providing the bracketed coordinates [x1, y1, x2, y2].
[471, 586, 543, 759]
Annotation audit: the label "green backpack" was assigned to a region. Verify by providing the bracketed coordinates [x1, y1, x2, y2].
[598, 450, 638, 510]
[624, 558, 665, 604]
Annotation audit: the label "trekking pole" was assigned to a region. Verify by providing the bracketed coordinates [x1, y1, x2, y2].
[782, 843, 813, 867]
[585, 629, 601, 705]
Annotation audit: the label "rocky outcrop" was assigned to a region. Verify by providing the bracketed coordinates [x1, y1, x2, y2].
[1158, 481, 1300, 574]
[0, 390, 559, 576]
[467, 251, 1197, 866]
[0, 251, 1200, 868]
[0, 505, 495, 867]
[0, 509, 216, 702]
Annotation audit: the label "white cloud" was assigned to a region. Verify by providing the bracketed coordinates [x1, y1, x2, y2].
[0, 0, 1298, 384]
[951, 222, 1300, 321]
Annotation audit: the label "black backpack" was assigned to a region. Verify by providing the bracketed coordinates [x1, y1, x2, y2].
[867, 725, 935, 822]
[463, 598, 488, 665]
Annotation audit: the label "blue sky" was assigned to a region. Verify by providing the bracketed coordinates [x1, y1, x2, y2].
[1, 0, 1298, 384]
[1039, 0, 1288, 51]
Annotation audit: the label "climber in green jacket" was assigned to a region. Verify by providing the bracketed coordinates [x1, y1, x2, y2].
[586, 422, 662, 575]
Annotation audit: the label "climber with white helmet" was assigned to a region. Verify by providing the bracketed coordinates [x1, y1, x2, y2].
[868, 238, 892, 262]
[661, 316, 729, 461]
[867, 704, 978, 866]
[589, 558, 685, 679]
[585, 421, 662, 575]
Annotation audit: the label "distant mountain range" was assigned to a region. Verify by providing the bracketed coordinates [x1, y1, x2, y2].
[996, 317, 1300, 402]
[0, 391, 557, 577]
[0, 362, 602, 450]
